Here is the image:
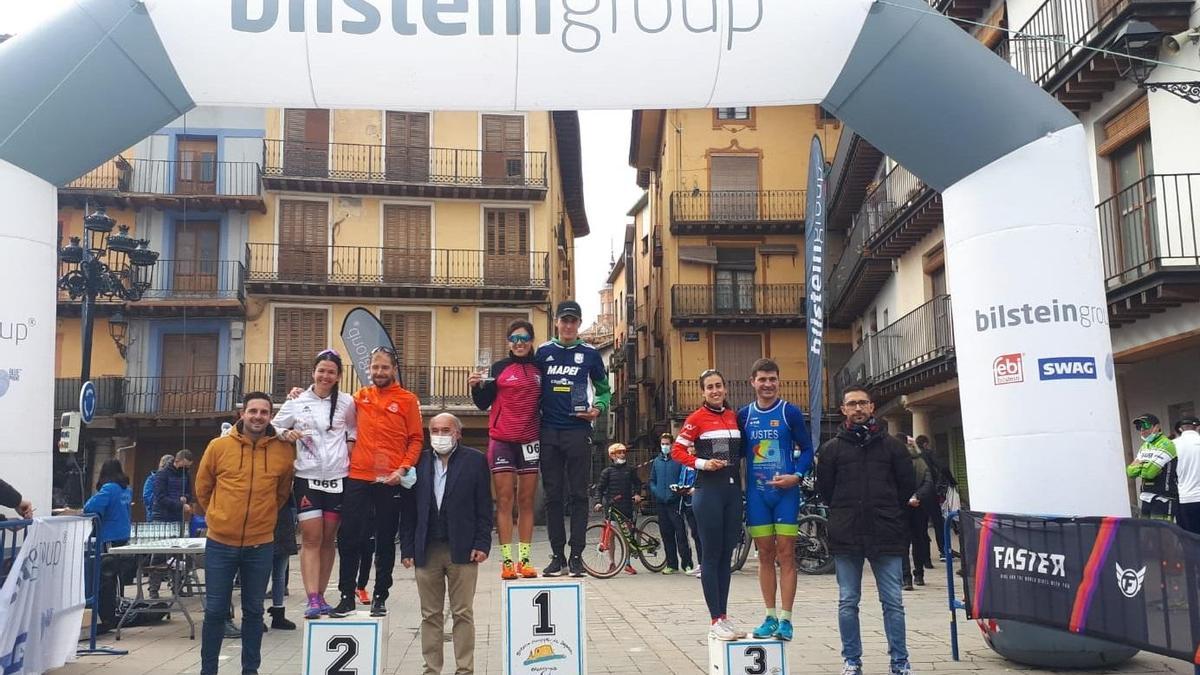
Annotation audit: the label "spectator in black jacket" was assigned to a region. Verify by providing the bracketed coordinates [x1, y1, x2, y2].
[896, 434, 935, 589]
[594, 443, 644, 575]
[153, 449, 194, 523]
[0, 478, 33, 519]
[916, 435, 954, 561]
[817, 387, 915, 675]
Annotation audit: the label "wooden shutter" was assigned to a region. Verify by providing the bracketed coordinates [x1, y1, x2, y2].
[478, 312, 516, 364]
[382, 204, 432, 283]
[272, 307, 328, 400]
[283, 109, 329, 177]
[482, 114, 524, 185]
[160, 334, 218, 413]
[709, 155, 760, 220]
[173, 221, 220, 293]
[278, 200, 329, 282]
[176, 136, 217, 195]
[1098, 97, 1150, 157]
[484, 208, 530, 286]
[714, 334, 762, 407]
[380, 311, 432, 397]
[385, 111, 430, 182]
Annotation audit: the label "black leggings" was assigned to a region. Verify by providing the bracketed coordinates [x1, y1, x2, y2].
[691, 476, 742, 620]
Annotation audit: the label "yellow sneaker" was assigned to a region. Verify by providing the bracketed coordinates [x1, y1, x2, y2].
[518, 559, 539, 578]
[501, 560, 519, 580]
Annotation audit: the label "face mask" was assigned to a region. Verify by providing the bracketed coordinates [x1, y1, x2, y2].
[613, 458, 626, 465]
[660, 445, 671, 455]
[431, 435, 455, 455]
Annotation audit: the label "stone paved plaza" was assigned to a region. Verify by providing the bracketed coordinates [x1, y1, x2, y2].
[54, 530, 1189, 675]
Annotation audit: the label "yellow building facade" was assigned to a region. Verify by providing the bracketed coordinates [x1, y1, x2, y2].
[621, 106, 846, 445]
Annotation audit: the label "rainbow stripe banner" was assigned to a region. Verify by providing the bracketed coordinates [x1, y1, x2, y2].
[958, 511, 1200, 664]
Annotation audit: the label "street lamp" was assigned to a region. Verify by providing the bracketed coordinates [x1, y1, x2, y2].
[57, 207, 159, 493]
[1112, 21, 1200, 105]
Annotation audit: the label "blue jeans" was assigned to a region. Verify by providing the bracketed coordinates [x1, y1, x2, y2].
[834, 554, 908, 669]
[271, 554, 289, 607]
[202, 540, 273, 675]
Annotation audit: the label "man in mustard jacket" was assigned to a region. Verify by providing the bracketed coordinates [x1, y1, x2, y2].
[196, 391, 296, 675]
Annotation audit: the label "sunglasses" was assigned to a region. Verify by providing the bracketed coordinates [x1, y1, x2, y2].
[317, 348, 340, 358]
[370, 346, 397, 356]
[508, 334, 533, 344]
[1133, 419, 1154, 430]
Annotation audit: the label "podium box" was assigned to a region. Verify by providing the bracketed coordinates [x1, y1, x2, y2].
[502, 580, 586, 675]
[708, 635, 788, 675]
[302, 611, 387, 675]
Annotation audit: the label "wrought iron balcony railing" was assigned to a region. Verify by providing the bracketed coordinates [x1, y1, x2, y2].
[245, 244, 549, 289]
[670, 190, 806, 225]
[122, 374, 242, 416]
[63, 157, 261, 197]
[54, 377, 124, 418]
[669, 380, 810, 416]
[262, 139, 548, 189]
[671, 284, 804, 319]
[1097, 173, 1200, 289]
[240, 363, 474, 409]
[834, 295, 955, 398]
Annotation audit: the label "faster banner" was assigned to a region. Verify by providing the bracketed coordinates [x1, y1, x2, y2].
[960, 511, 1200, 664]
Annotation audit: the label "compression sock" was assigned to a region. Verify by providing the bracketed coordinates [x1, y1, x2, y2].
[519, 542, 532, 562]
[780, 610, 792, 621]
[765, 607, 777, 619]
[501, 543, 513, 562]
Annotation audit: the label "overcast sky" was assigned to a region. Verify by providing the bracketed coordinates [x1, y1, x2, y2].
[0, 2, 639, 325]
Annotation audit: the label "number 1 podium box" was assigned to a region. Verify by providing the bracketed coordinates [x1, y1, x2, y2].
[709, 636, 788, 675]
[502, 580, 586, 675]
[302, 611, 387, 674]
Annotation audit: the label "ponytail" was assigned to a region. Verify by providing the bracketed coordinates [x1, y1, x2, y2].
[328, 381, 339, 431]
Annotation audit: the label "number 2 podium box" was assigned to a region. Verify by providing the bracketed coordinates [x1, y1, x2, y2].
[302, 611, 387, 674]
[709, 636, 788, 675]
[502, 580, 586, 675]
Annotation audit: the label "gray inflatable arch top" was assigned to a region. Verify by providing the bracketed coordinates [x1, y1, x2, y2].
[0, 0, 1128, 519]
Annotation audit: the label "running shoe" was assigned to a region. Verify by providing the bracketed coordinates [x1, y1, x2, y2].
[501, 560, 519, 580]
[752, 616, 779, 639]
[709, 620, 739, 641]
[355, 587, 370, 605]
[519, 559, 538, 578]
[304, 602, 322, 620]
[774, 619, 793, 641]
[661, 567, 678, 575]
[623, 564, 637, 575]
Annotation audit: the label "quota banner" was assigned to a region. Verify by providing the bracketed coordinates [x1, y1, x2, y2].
[960, 511, 1200, 663]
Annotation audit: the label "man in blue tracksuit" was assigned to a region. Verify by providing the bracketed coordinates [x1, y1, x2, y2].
[649, 433, 691, 574]
[536, 300, 611, 577]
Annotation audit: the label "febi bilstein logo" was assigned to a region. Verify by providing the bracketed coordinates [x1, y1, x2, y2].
[1038, 356, 1097, 381]
[993, 354, 1023, 385]
[975, 299, 1108, 332]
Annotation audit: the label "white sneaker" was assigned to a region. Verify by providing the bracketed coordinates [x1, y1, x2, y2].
[841, 663, 864, 675]
[693, 565, 703, 578]
[718, 618, 746, 639]
[709, 620, 738, 641]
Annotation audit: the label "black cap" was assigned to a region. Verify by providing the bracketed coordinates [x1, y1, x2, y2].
[1133, 413, 1159, 428]
[555, 300, 582, 319]
[1180, 417, 1200, 428]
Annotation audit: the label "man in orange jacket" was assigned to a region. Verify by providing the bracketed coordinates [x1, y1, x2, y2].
[195, 391, 296, 675]
[332, 347, 424, 617]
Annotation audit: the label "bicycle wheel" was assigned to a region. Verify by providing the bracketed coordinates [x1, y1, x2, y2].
[581, 522, 627, 579]
[633, 516, 667, 572]
[795, 514, 834, 575]
[731, 524, 752, 572]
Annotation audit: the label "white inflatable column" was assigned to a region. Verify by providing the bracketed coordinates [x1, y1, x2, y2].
[0, 161, 58, 515]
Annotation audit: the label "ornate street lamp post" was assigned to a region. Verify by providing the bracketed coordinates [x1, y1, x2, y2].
[58, 207, 159, 492]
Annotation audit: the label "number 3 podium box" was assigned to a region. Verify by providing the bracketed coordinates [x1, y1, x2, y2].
[502, 581, 586, 675]
[709, 636, 788, 675]
[302, 611, 387, 674]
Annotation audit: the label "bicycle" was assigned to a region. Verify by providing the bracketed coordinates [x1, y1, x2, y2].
[580, 503, 668, 578]
[795, 477, 834, 575]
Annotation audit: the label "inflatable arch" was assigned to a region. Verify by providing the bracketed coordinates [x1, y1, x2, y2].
[0, 0, 1130, 519]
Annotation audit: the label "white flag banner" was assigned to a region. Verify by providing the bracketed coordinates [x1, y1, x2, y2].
[0, 516, 91, 674]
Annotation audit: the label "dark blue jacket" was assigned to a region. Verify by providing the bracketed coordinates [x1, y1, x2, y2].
[400, 445, 493, 567]
[153, 465, 193, 522]
[141, 471, 157, 520]
[649, 454, 682, 505]
[535, 339, 611, 429]
[85, 481, 132, 544]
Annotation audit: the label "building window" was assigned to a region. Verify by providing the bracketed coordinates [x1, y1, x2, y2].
[1111, 132, 1156, 277]
[714, 248, 756, 314]
[713, 107, 756, 129]
[716, 107, 751, 120]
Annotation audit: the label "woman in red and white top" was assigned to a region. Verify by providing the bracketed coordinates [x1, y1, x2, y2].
[469, 318, 542, 579]
[671, 368, 746, 641]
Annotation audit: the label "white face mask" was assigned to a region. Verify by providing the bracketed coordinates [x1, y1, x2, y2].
[613, 457, 626, 465]
[431, 435, 455, 455]
[660, 444, 671, 455]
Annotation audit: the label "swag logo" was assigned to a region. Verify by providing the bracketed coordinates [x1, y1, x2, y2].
[993, 354, 1024, 386]
[1038, 356, 1096, 381]
[1115, 562, 1147, 598]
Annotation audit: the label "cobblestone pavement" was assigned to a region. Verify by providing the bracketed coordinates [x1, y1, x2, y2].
[54, 529, 1189, 674]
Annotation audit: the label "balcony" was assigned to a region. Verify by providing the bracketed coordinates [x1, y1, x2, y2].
[669, 379, 810, 418]
[998, 0, 1192, 113]
[245, 244, 550, 301]
[671, 284, 805, 327]
[54, 377, 124, 422]
[928, 0, 992, 23]
[120, 374, 242, 417]
[60, 157, 265, 212]
[240, 362, 474, 410]
[860, 164, 942, 257]
[57, 259, 246, 317]
[1098, 173, 1200, 325]
[825, 210, 894, 327]
[834, 295, 956, 402]
[669, 190, 806, 235]
[262, 140, 548, 201]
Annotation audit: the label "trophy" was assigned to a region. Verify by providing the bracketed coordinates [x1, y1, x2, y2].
[571, 380, 591, 414]
[476, 348, 494, 384]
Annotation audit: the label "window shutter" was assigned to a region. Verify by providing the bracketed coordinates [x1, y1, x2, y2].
[478, 312, 515, 363]
[272, 308, 328, 399]
[1098, 97, 1150, 157]
[381, 311, 432, 396]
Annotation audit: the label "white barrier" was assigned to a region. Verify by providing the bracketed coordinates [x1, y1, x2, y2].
[502, 581, 586, 675]
[301, 611, 387, 675]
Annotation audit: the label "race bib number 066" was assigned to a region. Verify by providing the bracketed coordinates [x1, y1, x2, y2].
[309, 478, 343, 494]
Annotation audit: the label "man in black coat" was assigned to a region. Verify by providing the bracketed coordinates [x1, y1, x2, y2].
[400, 413, 492, 675]
[816, 387, 915, 675]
